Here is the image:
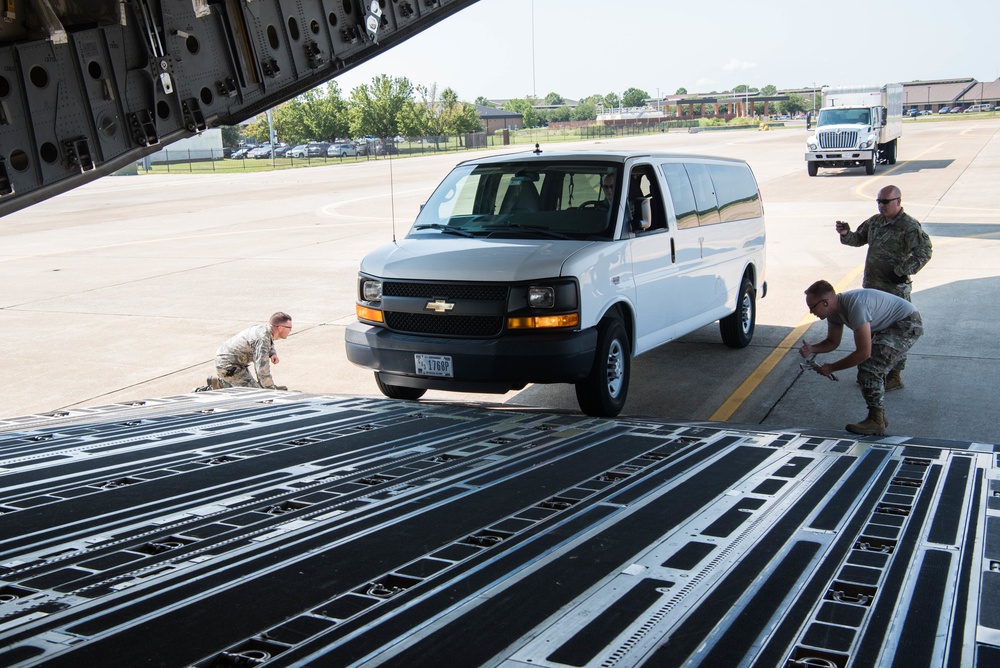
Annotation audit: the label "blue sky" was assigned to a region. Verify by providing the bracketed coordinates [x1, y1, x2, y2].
[331, 0, 999, 101]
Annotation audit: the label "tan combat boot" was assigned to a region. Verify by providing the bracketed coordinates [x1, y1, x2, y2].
[846, 407, 888, 436]
[885, 369, 904, 391]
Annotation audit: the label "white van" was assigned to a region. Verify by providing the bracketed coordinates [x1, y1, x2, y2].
[345, 150, 767, 417]
[965, 104, 993, 113]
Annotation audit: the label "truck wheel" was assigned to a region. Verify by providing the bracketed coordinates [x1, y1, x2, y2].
[575, 316, 630, 417]
[865, 159, 876, 175]
[719, 277, 756, 348]
[807, 162, 818, 177]
[374, 372, 427, 401]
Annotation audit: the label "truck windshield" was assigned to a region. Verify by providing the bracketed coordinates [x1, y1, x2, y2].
[410, 161, 621, 241]
[817, 108, 871, 127]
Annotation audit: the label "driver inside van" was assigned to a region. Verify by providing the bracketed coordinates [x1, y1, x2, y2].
[600, 174, 615, 207]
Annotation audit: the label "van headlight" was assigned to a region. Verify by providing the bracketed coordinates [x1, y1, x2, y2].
[528, 286, 555, 308]
[507, 281, 580, 330]
[859, 134, 876, 149]
[361, 279, 382, 302]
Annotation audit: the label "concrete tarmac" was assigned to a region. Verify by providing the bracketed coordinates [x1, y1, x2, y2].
[2, 119, 999, 444]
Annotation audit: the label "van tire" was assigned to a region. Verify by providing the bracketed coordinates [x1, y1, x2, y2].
[375, 372, 427, 401]
[865, 158, 876, 175]
[575, 316, 630, 417]
[720, 277, 756, 348]
[807, 162, 818, 177]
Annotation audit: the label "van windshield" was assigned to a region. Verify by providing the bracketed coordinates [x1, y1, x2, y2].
[410, 161, 620, 241]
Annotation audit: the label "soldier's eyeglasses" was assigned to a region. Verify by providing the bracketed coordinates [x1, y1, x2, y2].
[876, 198, 899, 205]
[806, 299, 828, 313]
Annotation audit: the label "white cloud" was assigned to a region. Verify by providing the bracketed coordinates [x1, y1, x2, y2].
[723, 58, 758, 72]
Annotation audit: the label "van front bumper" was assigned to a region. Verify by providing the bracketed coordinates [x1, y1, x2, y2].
[345, 323, 598, 393]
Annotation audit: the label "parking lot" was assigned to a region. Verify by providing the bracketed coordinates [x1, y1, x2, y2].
[3, 118, 999, 444]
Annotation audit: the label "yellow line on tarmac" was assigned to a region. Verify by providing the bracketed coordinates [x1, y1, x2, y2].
[710, 268, 863, 422]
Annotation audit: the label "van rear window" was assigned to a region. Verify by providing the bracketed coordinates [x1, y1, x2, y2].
[660, 162, 761, 227]
[708, 164, 762, 222]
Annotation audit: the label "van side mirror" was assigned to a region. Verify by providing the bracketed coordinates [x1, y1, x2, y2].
[631, 196, 653, 232]
[878, 107, 887, 126]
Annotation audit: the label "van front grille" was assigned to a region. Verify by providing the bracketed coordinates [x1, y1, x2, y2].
[381, 281, 508, 337]
[385, 312, 505, 337]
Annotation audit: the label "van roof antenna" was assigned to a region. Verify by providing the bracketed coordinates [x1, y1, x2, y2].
[388, 136, 397, 242]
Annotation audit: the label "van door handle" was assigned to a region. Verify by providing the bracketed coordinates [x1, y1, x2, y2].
[699, 236, 705, 258]
[670, 238, 676, 263]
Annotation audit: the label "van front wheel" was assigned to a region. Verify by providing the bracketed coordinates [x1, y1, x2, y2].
[575, 316, 630, 417]
[375, 372, 427, 401]
[720, 277, 756, 348]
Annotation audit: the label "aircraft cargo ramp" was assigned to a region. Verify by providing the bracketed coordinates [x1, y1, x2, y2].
[0, 391, 997, 667]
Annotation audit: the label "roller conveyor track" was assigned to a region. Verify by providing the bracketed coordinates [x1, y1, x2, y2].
[1, 390, 998, 667]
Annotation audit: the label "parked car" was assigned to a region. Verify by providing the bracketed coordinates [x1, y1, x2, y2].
[286, 144, 310, 158]
[305, 142, 330, 157]
[907, 108, 919, 118]
[329, 142, 358, 157]
[920, 110, 933, 116]
[230, 146, 253, 159]
[273, 144, 291, 158]
[966, 104, 993, 112]
[246, 144, 271, 158]
[949, 106, 965, 114]
[938, 107, 950, 114]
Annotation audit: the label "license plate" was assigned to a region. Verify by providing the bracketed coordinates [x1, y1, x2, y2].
[415, 354, 453, 378]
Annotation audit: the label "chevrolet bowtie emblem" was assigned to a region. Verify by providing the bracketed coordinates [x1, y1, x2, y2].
[425, 299, 455, 313]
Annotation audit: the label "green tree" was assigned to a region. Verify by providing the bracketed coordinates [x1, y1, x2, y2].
[760, 84, 778, 97]
[545, 105, 572, 123]
[621, 87, 649, 108]
[779, 93, 807, 115]
[604, 92, 620, 108]
[474, 96, 494, 108]
[220, 125, 242, 147]
[675, 87, 688, 95]
[440, 87, 459, 109]
[348, 74, 415, 139]
[544, 92, 564, 106]
[274, 83, 349, 143]
[571, 100, 597, 121]
[503, 98, 539, 128]
[443, 102, 483, 134]
[242, 116, 271, 144]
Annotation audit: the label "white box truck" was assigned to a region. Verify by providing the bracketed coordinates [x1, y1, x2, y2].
[805, 84, 903, 176]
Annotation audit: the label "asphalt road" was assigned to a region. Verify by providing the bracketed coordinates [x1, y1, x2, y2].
[3, 118, 999, 444]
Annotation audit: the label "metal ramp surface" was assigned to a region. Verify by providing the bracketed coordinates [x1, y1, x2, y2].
[0, 391, 998, 667]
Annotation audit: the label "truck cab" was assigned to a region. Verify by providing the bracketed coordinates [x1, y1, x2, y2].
[345, 150, 767, 417]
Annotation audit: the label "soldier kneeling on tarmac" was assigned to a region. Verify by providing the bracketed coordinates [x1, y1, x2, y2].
[194, 312, 292, 392]
[798, 280, 923, 436]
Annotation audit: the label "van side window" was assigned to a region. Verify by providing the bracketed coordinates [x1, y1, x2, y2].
[660, 163, 699, 229]
[628, 165, 667, 232]
[684, 163, 721, 226]
[707, 164, 762, 222]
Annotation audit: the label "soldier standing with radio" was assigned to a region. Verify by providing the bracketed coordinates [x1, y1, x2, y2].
[835, 185, 932, 390]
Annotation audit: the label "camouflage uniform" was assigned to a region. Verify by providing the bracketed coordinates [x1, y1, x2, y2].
[840, 208, 931, 372]
[214, 324, 279, 389]
[829, 289, 923, 408]
[840, 208, 932, 301]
